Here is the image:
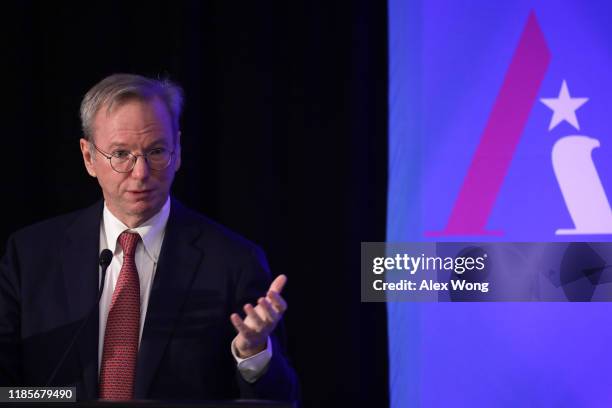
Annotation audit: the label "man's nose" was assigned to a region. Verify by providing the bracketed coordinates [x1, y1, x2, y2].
[130, 155, 150, 179]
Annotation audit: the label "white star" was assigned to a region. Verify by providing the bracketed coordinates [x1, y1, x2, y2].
[540, 80, 588, 131]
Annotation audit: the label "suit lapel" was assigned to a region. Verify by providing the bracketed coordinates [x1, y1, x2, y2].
[134, 199, 203, 398]
[60, 201, 103, 400]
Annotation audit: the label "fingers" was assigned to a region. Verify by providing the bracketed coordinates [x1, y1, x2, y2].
[231, 312, 261, 353]
[230, 274, 288, 338]
[267, 290, 287, 314]
[244, 303, 265, 328]
[266, 275, 288, 314]
[269, 274, 287, 294]
[230, 313, 248, 333]
[232, 298, 281, 334]
[257, 297, 279, 322]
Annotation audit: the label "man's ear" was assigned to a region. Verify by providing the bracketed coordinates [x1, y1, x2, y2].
[80, 138, 97, 177]
[174, 131, 182, 172]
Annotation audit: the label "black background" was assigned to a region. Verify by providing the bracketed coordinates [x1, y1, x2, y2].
[2, 1, 388, 406]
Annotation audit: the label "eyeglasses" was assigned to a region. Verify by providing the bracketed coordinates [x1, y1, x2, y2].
[92, 143, 175, 173]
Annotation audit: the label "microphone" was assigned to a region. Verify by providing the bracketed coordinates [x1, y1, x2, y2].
[97, 249, 113, 301]
[45, 249, 114, 386]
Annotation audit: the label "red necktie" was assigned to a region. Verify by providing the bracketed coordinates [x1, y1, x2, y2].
[99, 231, 141, 400]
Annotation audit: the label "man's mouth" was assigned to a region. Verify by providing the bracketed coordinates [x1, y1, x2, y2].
[128, 189, 153, 195]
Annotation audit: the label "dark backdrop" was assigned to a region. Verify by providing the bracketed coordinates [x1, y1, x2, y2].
[2, 1, 388, 407]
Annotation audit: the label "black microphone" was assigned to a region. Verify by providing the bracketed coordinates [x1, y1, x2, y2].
[97, 249, 113, 301]
[45, 249, 113, 386]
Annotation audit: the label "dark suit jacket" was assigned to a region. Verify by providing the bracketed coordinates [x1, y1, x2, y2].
[0, 198, 299, 402]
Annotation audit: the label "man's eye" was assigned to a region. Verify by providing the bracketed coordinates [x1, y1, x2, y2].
[149, 148, 165, 156]
[112, 151, 131, 159]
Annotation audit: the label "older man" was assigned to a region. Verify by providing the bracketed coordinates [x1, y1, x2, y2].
[0, 74, 298, 402]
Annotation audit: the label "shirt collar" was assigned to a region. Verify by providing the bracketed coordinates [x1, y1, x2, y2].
[102, 197, 171, 262]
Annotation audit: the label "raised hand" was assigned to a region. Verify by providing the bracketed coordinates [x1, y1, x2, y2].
[230, 274, 288, 358]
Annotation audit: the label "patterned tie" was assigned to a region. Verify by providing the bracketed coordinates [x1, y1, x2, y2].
[99, 231, 141, 400]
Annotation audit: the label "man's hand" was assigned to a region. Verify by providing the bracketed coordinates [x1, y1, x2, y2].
[230, 274, 288, 358]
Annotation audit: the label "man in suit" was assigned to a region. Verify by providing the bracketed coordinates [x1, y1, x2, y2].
[0, 73, 299, 402]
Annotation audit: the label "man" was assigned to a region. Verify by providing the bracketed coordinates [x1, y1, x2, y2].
[0, 74, 298, 401]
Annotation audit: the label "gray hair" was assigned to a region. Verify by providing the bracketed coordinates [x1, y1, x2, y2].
[80, 73, 184, 141]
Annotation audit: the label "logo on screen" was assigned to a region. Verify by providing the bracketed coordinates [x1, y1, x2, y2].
[542, 81, 612, 234]
[428, 11, 612, 237]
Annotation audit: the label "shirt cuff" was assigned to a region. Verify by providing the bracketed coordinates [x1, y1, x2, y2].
[231, 337, 273, 383]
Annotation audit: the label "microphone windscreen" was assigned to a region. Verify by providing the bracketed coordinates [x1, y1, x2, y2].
[99, 249, 113, 267]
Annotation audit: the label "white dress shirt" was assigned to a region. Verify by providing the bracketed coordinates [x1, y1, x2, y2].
[97, 197, 271, 383]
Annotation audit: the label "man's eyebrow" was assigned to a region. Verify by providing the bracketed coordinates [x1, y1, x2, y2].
[107, 142, 129, 150]
[107, 140, 170, 150]
[147, 140, 170, 147]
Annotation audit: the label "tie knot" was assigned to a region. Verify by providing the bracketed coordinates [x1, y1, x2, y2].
[118, 231, 140, 258]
